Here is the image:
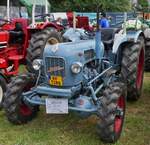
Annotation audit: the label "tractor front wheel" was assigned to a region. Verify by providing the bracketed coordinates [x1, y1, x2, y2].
[3, 74, 38, 124]
[121, 39, 145, 101]
[97, 82, 126, 143]
[26, 28, 62, 73]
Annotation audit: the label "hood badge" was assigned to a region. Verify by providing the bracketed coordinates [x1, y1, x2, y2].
[51, 43, 59, 53]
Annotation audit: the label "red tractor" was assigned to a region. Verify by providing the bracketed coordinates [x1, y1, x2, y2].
[66, 12, 93, 31]
[0, 0, 64, 109]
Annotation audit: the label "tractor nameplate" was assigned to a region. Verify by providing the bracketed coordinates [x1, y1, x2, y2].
[46, 98, 68, 114]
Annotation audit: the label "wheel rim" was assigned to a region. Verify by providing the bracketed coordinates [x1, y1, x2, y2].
[114, 96, 125, 134]
[0, 85, 3, 103]
[47, 37, 59, 45]
[20, 104, 32, 116]
[136, 48, 144, 89]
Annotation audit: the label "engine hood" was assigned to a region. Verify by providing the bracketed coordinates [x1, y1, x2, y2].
[44, 40, 96, 61]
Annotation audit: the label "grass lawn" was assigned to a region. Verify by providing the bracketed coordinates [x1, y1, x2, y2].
[0, 73, 150, 145]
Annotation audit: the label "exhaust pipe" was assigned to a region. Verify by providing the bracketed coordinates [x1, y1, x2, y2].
[95, 6, 104, 60]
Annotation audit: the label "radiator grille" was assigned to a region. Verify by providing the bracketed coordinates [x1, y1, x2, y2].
[84, 49, 95, 60]
[45, 57, 65, 77]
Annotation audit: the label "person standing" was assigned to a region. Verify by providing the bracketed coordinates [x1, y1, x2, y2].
[99, 12, 110, 28]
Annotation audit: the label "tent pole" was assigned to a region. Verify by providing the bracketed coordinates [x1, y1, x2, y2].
[32, 0, 36, 27]
[45, 0, 49, 22]
[7, 0, 10, 21]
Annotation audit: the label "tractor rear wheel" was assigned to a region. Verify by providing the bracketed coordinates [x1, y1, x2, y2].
[97, 82, 126, 143]
[26, 28, 62, 73]
[3, 74, 38, 125]
[0, 75, 7, 110]
[121, 39, 145, 101]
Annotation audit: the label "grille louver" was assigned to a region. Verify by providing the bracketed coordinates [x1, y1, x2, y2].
[45, 57, 65, 77]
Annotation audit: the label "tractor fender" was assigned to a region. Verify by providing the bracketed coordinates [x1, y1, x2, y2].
[40, 22, 64, 31]
[112, 33, 127, 54]
[114, 31, 145, 65]
[112, 30, 144, 54]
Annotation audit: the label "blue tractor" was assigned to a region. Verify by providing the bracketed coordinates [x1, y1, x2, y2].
[3, 13, 145, 143]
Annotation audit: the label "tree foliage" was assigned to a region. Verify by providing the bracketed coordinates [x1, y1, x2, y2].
[50, 0, 131, 12]
[139, 0, 149, 7]
[0, 0, 132, 12]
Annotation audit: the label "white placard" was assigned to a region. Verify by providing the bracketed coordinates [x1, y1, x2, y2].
[46, 98, 68, 114]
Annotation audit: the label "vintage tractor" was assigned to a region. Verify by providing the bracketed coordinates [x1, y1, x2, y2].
[3, 11, 145, 143]
[0, 0, 64, 109]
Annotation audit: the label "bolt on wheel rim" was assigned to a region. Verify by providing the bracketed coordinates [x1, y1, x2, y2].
[20, 104, 32, 116]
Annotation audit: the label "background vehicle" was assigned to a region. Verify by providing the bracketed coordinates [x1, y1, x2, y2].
[4, 11, 145, 143]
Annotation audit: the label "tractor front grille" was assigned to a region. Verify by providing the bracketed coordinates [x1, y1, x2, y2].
[45, 57, 65, 77]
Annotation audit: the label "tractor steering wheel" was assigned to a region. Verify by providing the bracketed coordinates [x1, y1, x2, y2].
[0, 18, 11, 27]
[84, 30, 95, 38]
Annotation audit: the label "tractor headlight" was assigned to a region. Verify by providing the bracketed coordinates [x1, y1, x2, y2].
[71, 62, 83, 74]
[32, 59, 42, 70]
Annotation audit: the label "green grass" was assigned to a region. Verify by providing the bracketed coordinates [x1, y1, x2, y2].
[0, 74, 150, 145]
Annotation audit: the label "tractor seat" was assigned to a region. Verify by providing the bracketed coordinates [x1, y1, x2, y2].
[101, 28, 121, 49]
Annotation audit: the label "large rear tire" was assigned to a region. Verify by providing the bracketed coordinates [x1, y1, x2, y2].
[121, 39, 145, 101]
[97, 82, 126, 143]
[26, 28, 62, 73]
[0, 75, 7, 110]
[3, 74, 38, 125]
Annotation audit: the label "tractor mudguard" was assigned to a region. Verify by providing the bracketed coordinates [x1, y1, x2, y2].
[28, 22, 64, 31]
[112, 30, 145, 54]
[112, 33, 127, 54]
[38, 22, 59, 30]
[42, 22, 64, 31]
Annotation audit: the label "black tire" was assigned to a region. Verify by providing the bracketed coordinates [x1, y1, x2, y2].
[26, 28, 62, 73]
[97, 82, 126, 143]
[121, 39, 145, 101]
[144, 46, 150, 71]
[3, 73, 38, 125]
[0, 75, 7, 110]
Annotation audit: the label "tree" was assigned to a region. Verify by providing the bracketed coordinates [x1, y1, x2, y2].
[139, 0, 149, 7]
[49, 0, 131, 12]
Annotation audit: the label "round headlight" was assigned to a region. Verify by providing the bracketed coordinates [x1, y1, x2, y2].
[71, 62, 83, 74]
[32, 59, 42, 70]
